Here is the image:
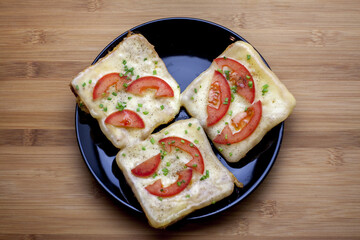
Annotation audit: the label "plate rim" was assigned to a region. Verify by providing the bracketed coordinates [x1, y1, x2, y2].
[74, 17, 284, 220]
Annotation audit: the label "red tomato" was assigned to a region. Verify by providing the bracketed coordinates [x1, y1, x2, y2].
[207, 71, 231, 127]
[145, 169, 192, 197]
[215, 58, 255, 103]
[126, 76, 174, 98]
[104, 109, 145, 128]
[213, 101, 262, 144]
[159, 137, 204, 174]
[131, 153, 161, 177]
[93, 72, 130, 100]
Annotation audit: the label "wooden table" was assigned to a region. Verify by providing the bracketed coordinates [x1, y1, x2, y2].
[1, 0, 359, 239]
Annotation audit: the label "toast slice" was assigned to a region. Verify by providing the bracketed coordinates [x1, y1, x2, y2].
[116, 118, 237, 228]
[70, 33, 181, 149]
[181, 41, 296, 162]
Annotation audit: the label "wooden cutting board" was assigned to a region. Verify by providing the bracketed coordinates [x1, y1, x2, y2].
[1, 0, 360, 239]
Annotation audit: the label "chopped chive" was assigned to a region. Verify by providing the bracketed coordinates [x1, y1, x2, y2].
[229, 152, 233, 157]
[223, 56, 227, 59]
[82, 82, 86, 87]
[103, 107, 107, 112]
[245, 107, 248, 112]
[224, 70, 230, 80]
[200, 170, 209, 181]
[229, 110, 233, 116]
[197, 127, 201, 131]
[164, 131, 169, 135]
[142, 146, 146, 151]
[144, 58, 147, 61]
[128, 96, 132, 100]
[218, 147, 223, 152]
[177, 156, 180, 159]
[248, 81, 253, 88]
[212, 201, 216, 204]
[166, 162, 171, 167]
[99, 104, 103, 108]
[123, 83, 128, 88]
[171, 140, 175, 144]
[225, 134, 228, 140]
[194, 154, 199, 157]
[162, 168, 169, 176]
[180, 140, 185, 144]
[136, 108, 140, 112]
[143, 111, 149, 115]
[186, 194, 190, 198]
[189, 143, 194, 147]
[194, 88, 197, 93]
[122, 60, 127, 65]
[231, 85, 237, 93]
[217, 130, 220, 133]
[193, 164, 198, 167]
[247, 54, 251, 60]
[154, 61, 158, 64]
[262, 84, 269, 95]
[158, 197, 163, 201]
[194, 140, 199, 144]
[188, 123, 192, 127]
[138, 103, 143, 107]
[160, 105, 164, 110]
[175, 148, 179, 151]
[153, 70, 157, 75]
[119, 73, 124, 77]
[107, 97, 112, 100]
[246, 75, 251, 79]
[217, 69, 223, 74]
[122, 153, 126, 157]
[150, 137, 155, 145]
[75, 85, 79, 90]
[89, 80, 92, 84]
[152, 173, 158, 178]
[191, 96, 194, 100]
[136, 75, 140, 79]
[112, 92, 117, 96]
[177, 85, 180, 88]
[185, 130, 188, 134]
[225, 122, 228, 125]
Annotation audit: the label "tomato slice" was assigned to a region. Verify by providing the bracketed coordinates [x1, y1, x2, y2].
[131, 153, 161, 177]
[215, 58, 255, 103]
[207, 71, 231, 127]
[93, 72, 130, 100]
[126, 76, 174, 98]
[145, 169, 192, 197]
[213, 100, 262, 144]
[104, 109, 145, 128]
[159, 137, 204, 174]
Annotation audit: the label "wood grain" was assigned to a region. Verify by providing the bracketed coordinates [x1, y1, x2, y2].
[1, 0, 360, 239]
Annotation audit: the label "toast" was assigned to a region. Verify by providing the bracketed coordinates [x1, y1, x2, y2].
[70, 33, 181, 149]
[116, 118, 237, 228]
[181, 41, 296, 162]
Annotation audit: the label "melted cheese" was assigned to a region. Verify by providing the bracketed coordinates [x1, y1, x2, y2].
[181, 41, 296, 162]
[116, 118, 235, 228]
[71, 34, 181, 149]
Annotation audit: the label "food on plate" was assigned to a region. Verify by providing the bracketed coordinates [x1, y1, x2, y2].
[70, 33, 181, 149]
[181, 41, 296, 162]
[116, 118, 241, 228]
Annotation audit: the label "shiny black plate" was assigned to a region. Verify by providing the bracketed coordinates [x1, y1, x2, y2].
[75, 18, 284, 220]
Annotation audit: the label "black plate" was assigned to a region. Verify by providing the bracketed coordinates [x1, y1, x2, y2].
[75, 17, 284, 220]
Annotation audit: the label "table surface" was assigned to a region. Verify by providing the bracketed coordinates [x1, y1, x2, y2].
[1, 0, 360, 239]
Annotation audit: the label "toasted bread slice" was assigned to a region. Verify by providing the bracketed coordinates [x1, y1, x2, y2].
[71, 33, 180, 149]
[181, 41, 296, 162]
[116, 118, 236, 228]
